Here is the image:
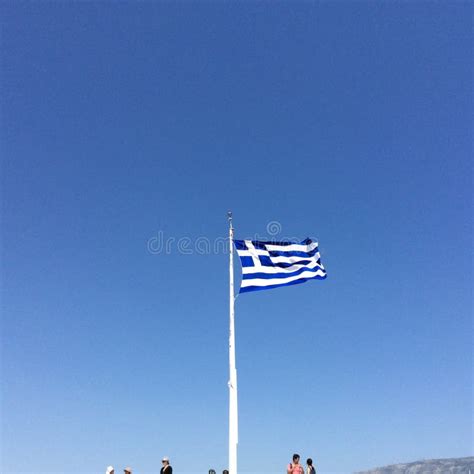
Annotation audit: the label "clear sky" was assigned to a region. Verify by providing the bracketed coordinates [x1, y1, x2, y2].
[1, 2, 472, 474]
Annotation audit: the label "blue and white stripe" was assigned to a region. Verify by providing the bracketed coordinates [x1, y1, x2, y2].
[234, 238, 327, 293]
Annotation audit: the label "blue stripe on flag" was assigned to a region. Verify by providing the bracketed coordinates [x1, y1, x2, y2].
[267, 248, 319, 258]
[239, 274, 327, 293]
[242, 265, 324, 281]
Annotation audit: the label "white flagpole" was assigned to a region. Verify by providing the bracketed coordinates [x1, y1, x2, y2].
[228, 211, 238, 474]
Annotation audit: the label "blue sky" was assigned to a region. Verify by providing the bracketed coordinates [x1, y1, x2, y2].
[1, 2, 472, 474]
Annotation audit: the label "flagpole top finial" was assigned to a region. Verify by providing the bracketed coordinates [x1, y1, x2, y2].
[227, 211, 232, 220]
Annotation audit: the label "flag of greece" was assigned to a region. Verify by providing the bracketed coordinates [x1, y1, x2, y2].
[234, 238, 327, 293]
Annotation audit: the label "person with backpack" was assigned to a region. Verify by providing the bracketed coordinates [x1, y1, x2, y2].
[306, 458, 316, 474]
[287, 454, 304, 474]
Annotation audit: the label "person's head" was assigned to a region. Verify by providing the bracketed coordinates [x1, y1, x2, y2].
[106, 466, 114, 474]
[292, 454, 300, 463]
[306, 459, 313, 467]
[124, 468, 132, 474]
[162, 456, 170, 466]
[223, 470, 229, 474]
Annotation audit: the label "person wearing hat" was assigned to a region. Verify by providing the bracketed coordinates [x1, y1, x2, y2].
[161, 456, 172, 474]
[124, 468, 132, 474]
[106, 467, 114, 474]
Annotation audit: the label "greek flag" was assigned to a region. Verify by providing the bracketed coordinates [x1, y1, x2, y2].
[234, 238, 327, 293]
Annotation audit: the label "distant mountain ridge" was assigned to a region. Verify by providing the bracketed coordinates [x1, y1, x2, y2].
[355, 456, 474, 474]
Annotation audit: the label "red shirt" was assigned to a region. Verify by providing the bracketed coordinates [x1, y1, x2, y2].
[288, 463, 304, 474]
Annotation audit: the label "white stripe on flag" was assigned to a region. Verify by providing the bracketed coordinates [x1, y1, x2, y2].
[264, 242, 319, 252]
